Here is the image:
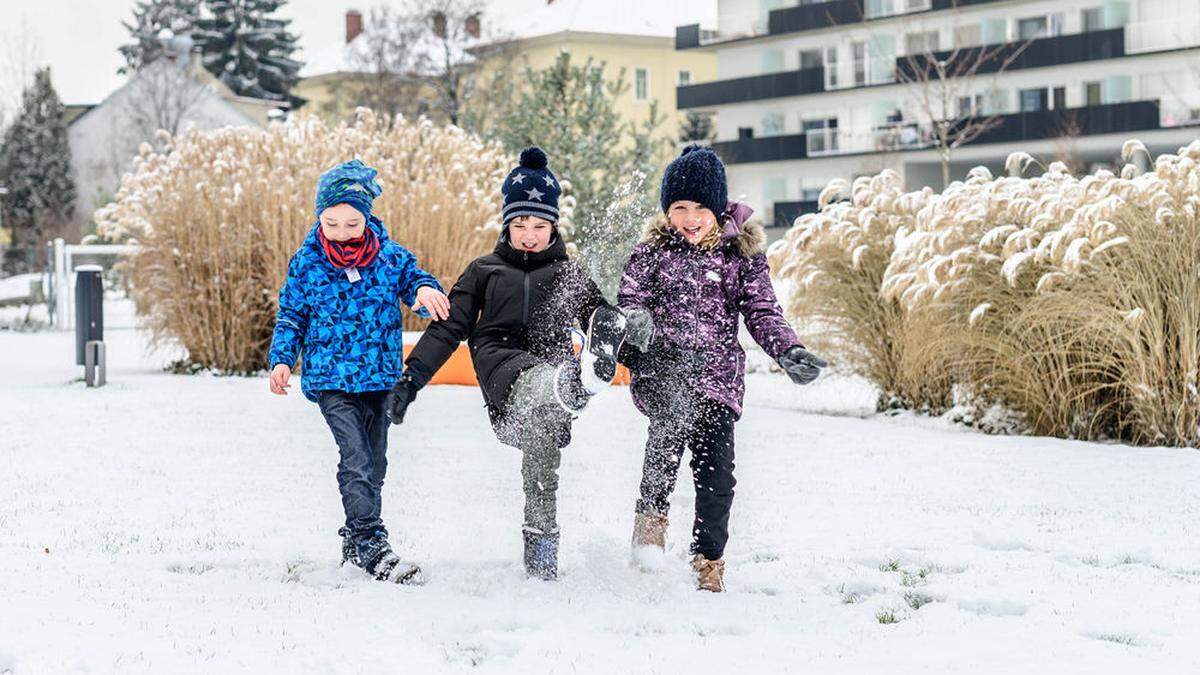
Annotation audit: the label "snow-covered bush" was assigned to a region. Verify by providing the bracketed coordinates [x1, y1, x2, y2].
[771, 139, 1200, 446]
[95, 109, 513, 372]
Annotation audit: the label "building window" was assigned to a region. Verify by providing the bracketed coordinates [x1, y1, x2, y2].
[677, 70, 691, 86]
[824, 46, 839, 88]
[1082, 7, 1105, 32]
[803, 117, 839, 154]
[1052, 86, 1066, 109]
[1017, 16, 1049, 40]
[953, 24, 982, 48]
[635, 68, 648, 101]
[958, 93, 984, 117]
[761, 113, 785, 136]
[1019, 87, 1048, 112]
[905, 30, 940, 55]
[799, 48, 823, 70]
[1085, 81, 1103, 106]
[852, 41, 867, 86]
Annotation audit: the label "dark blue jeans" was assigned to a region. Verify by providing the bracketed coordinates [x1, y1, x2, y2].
[316, 390, 390, 543]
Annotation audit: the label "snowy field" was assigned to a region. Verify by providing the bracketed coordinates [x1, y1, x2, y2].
[2, 300, 1200, 673]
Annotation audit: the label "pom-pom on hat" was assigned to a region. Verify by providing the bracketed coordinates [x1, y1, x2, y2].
[659, 144, 728, 218]
[315, 159, 383, 219]
[501, 147, 561, 224]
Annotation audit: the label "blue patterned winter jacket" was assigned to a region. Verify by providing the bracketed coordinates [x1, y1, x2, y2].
[268, 217, 442, 402]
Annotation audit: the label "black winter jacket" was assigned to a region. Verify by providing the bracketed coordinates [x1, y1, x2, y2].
[405, 230, 609, 446]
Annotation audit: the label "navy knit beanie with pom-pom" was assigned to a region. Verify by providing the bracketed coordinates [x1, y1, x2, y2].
[659, 144, 728, 217]
[501, 147, 561, 224]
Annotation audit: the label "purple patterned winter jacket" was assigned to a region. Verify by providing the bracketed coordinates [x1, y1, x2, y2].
[618, 202, 802, 418]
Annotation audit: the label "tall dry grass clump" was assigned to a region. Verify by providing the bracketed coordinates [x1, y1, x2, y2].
[773, 139, 1200, 446]
[95, 109, 512, 372]
[767, 170, 953, 410]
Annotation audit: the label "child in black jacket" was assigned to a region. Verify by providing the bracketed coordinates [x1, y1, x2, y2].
[385, 148, 652, 580]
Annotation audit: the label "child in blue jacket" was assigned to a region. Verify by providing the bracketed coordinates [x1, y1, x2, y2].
[267, 159, 450, 583]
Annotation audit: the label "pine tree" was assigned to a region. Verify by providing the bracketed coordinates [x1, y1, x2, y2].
[117, 0, 203, 75]
[194, 0, 303, 103]
[476, 53, 672, 299]
[0, 68, 74, 271]
[679, 111, 715, 143]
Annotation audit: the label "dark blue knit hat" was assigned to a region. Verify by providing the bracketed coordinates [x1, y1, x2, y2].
[659, 145, 727, 217]
[502, 147, 561, 224]
[315, 159, 382, 219]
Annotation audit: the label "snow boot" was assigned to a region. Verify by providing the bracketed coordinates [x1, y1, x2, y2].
[692, 554, 726, 593]
[581, 305, 628, 392]
[552, 358, 593, 414]
[522, 526, 559, 581]
[356, 532, 423, 585]
[632, 512, 669, 550]
[339, 527, 359, 567]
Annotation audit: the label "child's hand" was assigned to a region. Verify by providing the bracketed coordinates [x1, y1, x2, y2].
[414, 285, 451, 321]
[778, 347, 827, 386]
[269, 364, 292, 395]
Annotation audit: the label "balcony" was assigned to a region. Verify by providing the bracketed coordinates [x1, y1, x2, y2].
[679, 28, 1130, 110]
[897, 28, 1125, 81]
[767, 0, 861, 35]
[677, 67, 826, 109]
[710, 100, 1163, 165]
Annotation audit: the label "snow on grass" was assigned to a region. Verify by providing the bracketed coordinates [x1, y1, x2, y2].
[1, 300, 1199, 672]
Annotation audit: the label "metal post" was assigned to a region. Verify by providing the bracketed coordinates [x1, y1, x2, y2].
[74, 265, 104, 366]
[53, 238, 68, 329]
[85, 340, 106, 387]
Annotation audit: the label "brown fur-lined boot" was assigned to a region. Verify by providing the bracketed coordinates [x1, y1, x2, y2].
[692, 554, 725, 592]
[631, 512, 669, 550]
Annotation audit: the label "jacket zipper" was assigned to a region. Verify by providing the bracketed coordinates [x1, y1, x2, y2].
[522, 252, 530, 326]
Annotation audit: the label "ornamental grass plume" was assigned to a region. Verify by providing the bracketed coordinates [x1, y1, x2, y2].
[96, 109, 511, 372]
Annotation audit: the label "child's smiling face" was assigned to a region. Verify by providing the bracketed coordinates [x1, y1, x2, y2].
[319, 203, 366, 241]
[508, 216, 553, 253]
[667, 200, 717, 245]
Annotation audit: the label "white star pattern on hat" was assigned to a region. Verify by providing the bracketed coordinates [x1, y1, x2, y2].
[510, 173, 525, 184]
[543, 175, 556, 187]
[526, 187, 545, 201]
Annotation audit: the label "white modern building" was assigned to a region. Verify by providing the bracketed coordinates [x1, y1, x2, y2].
[675, 0, 1200, 228]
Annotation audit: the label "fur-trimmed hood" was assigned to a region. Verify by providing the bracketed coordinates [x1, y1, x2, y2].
[640, 201, 766, 258]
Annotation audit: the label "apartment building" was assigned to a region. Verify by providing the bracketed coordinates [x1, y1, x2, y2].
[676, 0, 1200, 227]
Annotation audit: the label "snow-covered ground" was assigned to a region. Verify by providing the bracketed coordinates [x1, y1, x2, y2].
[2, 300, 1199, 673]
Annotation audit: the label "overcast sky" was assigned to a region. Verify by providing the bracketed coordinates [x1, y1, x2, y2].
[0, 0, 713, 110]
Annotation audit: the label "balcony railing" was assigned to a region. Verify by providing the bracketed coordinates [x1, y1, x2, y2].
[711, 100, 1163, 165]
[677, 67, 826, 109]
[679, 28, 1131, 109]
[897, 28, 1125, 81]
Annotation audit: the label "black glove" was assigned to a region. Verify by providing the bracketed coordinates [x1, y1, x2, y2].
[778, 346, 827, 386]
[623, 308, 655, 352]
[385, 374, 421, 425]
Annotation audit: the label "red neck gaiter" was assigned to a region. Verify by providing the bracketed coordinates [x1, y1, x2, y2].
[317, 226, 381, 269]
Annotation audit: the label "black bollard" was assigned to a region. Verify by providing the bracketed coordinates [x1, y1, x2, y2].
[74, 265, 104, 366]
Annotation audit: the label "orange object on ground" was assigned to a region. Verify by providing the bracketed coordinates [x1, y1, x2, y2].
[401, 340, 630, 386]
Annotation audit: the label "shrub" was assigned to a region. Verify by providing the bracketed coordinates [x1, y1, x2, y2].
[96, 110, 513, 372]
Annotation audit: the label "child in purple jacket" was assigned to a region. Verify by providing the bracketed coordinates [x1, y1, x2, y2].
[618, 145, 827, 592]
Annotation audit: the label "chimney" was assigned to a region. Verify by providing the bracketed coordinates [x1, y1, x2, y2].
[465, 13, 481, 39]
[432, 11, 447, 38]
[345, 9, 363, 44]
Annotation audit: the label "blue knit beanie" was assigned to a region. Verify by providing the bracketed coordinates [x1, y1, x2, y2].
[659, 145, 727, 217]
[502, 147, 561, 224]
[315, 159, 382, 219]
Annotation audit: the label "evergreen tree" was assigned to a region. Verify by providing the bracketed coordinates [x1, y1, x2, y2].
[194, 0, 303, 103]
[0, 68, 74, 271]
[470, 55, 672, 299]
[680, 111, 715, 143]
[475, 52, 672, 298]
[117, 0, 203, 75]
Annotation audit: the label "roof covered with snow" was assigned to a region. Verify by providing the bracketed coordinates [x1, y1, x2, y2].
[300, 0, 716, 78]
